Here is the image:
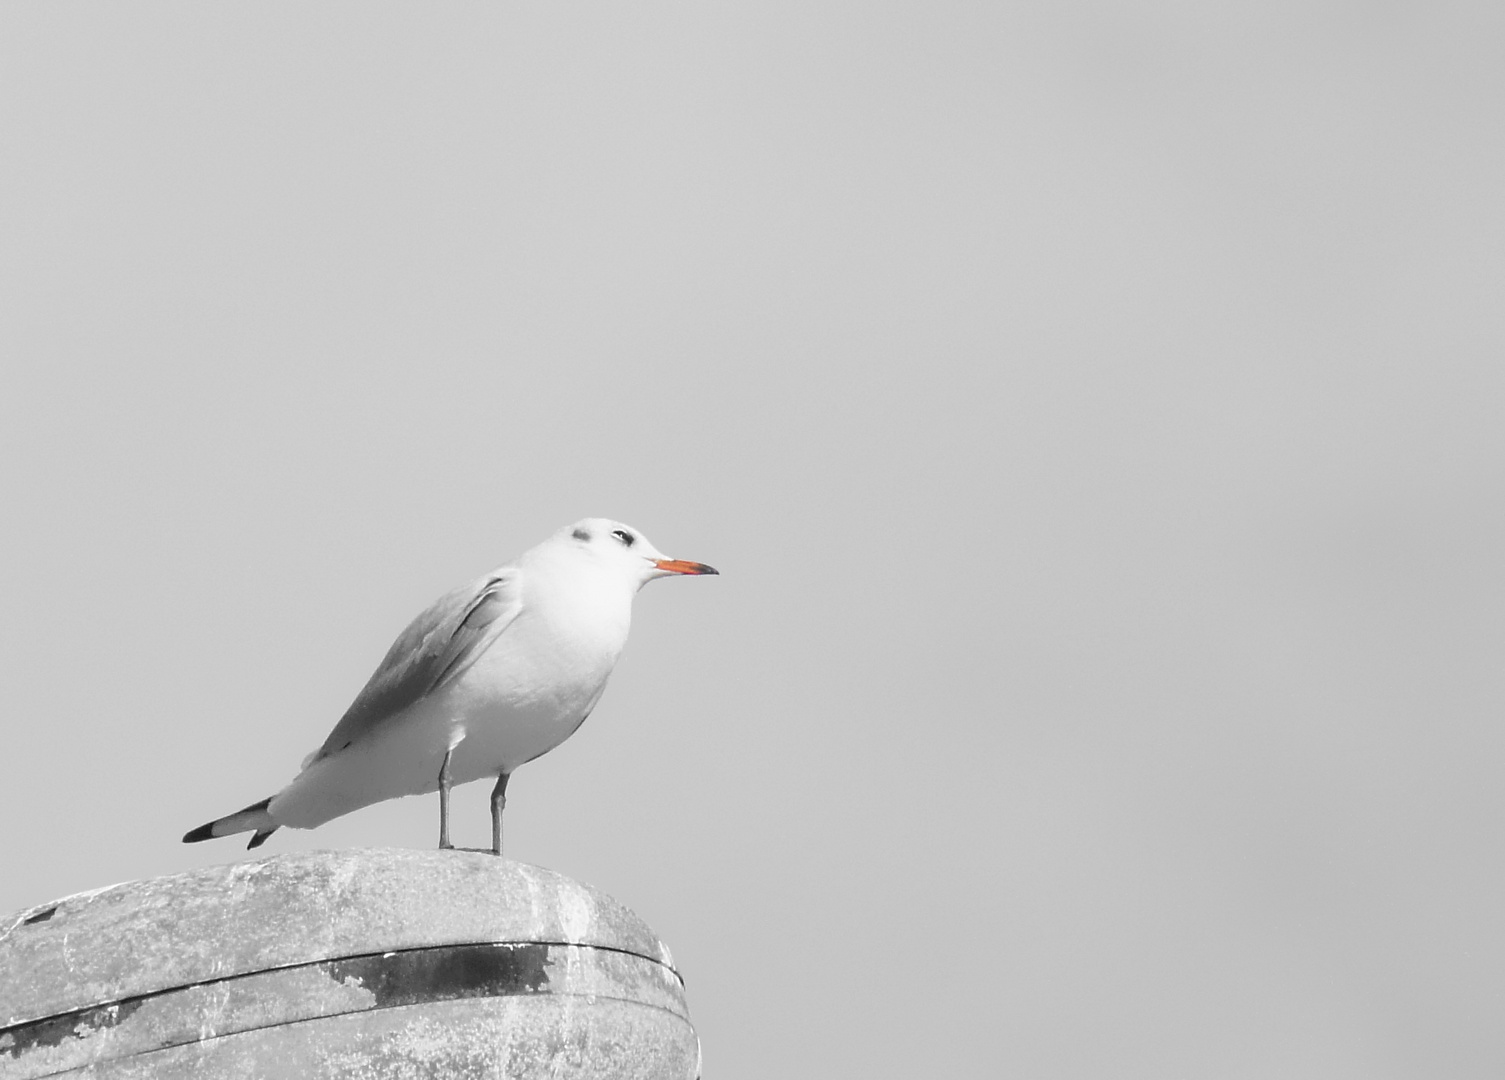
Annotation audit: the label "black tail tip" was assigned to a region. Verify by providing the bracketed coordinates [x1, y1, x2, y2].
[182, 823, 216, 844]
[247, 828, 277, 850]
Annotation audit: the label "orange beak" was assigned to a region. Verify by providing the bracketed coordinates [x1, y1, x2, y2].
[654, 559, 719, 576]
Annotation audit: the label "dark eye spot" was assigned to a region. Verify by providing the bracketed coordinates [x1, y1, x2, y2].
[611, 529, 635, 547]
[572, 528, 591, 542]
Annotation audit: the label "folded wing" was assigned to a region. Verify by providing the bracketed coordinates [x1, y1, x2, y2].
[304, 571, 524, 766]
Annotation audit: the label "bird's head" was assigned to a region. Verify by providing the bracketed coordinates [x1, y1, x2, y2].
[558, 518, 718, 588]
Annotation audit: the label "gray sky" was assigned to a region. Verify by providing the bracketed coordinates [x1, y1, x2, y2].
[3, 4, 1502, 1077]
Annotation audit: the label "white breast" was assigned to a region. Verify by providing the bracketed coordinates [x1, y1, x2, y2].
[441, 556, 636, 781]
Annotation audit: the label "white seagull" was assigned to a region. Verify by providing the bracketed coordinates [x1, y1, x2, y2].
[184, 518, 717, 855]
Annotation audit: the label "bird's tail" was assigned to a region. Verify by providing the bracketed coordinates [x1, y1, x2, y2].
[182, 796, 280, 849]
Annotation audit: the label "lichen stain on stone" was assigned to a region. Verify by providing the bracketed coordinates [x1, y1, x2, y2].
[0, 997, 146, 1059]
[324, 942, 553, 1011]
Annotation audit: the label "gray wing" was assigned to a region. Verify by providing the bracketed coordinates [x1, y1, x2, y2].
[305, 571, 524, 765]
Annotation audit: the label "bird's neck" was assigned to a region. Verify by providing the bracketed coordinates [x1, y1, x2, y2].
[527, 552, 635, 653]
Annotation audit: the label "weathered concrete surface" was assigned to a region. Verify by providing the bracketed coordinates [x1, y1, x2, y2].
[40, 997, 697, 1080]
[0, 850, 698, 1079]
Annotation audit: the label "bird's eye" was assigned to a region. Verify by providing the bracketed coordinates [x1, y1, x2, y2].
[611, 529, 635, 547]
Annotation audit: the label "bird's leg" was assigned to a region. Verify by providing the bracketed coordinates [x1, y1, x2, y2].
[490, 772, 510, 857]
[437, 747, 455, 850]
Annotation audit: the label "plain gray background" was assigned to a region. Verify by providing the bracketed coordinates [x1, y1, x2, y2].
[3, 4, 1502, 1077]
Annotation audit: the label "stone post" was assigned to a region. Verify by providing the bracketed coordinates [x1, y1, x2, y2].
[0, 849, 699, 1079]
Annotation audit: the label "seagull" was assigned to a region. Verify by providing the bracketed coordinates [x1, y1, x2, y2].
[183, 518, 717, 855]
